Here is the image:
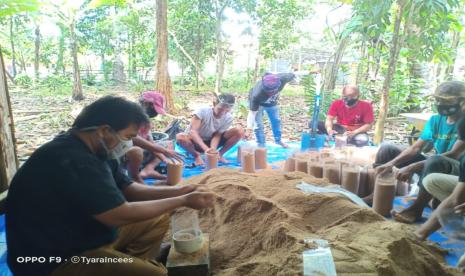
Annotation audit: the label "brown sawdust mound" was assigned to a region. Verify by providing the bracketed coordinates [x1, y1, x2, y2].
[179, 168, 460, 276]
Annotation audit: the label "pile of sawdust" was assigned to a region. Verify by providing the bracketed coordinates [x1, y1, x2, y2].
[180, 168, 459, 276]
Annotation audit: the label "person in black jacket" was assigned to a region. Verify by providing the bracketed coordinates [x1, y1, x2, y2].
[246, 73, 295, 148]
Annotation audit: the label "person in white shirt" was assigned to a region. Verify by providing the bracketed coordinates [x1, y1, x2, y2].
[176, 93, 244, 166]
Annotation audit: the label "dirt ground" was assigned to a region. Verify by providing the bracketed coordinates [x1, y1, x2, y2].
[9, 87, 410, 161]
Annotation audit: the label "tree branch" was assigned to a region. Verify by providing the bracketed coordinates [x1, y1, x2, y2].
[168, 29, 206, 82]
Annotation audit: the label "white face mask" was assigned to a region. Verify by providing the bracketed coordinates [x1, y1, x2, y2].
[108, 134, 133, 160]
[78, 126, 134, 160]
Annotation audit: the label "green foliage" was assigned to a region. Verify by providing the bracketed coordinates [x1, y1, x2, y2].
[404, 0, 461, 62]
[234, 99, 249, 119]
[168, 0, 216, 83]
[15, 74, 32, 87]
[0, 0, 39, 17]
[346, 0, 463, 122]
[87, 0, 128, 9]
[82, 73, 97, 86]
[302, 74, 316, 116]
[128, 80, 153, 94]
[39, 75, 72, 92]
[341, 0, 393, 40]
[256, 0, 307, 59]
[220, 71, 253, 92]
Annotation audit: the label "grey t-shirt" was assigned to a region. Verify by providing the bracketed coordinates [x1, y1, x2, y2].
[186, 107, 233, 140]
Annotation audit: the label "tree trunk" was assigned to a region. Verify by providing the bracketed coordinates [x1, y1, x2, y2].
[112, 56, 126, 84]
[34, 24, 40, 81]
[253, 53, 261, 83]
[101, 53, 107, 81]
[18, 52, 26, 73]
[373, 1, 407, 144]
[195, 22, 201, 89]
[0, 47, 18, 192]
[214, 1, 224, 95]
[155, 0, 175, 113]
[56, 26, 65, 76]
[9, 16, 17, 78]
[70, 20, 84, 101]
[409, 60, 431, 94]
[356, 40, 366, 85]
[128, 34, 132, 79]
[323, 37, 349, 92]
[128, 32, 137, 79]
[445, 29, 461, 80]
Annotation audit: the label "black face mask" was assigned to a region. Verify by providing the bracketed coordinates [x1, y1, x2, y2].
[437, 104, 460, 116]
[145, 107, 158, 118]
[343, 97, 358, 106]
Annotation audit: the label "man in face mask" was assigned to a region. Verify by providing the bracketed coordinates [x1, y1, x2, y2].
[317, 85, 374, 146]
[124, 91, 183, 183]
[414, 116, 465, 245]
[5, 96, 215, 276]
[371, 81, 465, 223]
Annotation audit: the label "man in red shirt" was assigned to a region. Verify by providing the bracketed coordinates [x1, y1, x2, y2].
[319, 85, 374, 146]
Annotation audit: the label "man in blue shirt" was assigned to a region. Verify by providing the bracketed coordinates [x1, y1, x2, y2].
[414, 116, 465, 242]
[373, 81, 465, 223]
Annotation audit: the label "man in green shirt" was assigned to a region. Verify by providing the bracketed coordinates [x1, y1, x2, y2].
[373, 81, 465, 223]
[6, 96, 215, 276]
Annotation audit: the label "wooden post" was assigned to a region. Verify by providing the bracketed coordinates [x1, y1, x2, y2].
[0, 47, 18, 192]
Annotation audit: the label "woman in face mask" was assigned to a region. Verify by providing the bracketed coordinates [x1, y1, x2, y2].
[372, 81, 465, 224]
[124, 91, 184, 183]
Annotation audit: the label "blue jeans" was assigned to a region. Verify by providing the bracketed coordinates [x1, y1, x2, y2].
[254, 105, 282, 146]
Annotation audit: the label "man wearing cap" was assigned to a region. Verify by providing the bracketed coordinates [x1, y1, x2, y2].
[247, 73, 295, 148]
[318, 85, 374, 147]
[125, 91, 183, 183]
[176, 93, 244, 166]
[372, 81, 465, 223]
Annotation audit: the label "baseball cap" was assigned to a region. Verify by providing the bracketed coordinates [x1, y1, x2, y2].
[141, 91, 166, 115]
[262, 74, 281, 92]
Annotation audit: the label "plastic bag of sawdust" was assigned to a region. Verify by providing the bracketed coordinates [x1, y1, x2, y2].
[303, 239, 337, 276]
[297, 182, 369, 207]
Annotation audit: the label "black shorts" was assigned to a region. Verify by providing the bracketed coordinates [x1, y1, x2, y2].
[194, 134, 227, 153]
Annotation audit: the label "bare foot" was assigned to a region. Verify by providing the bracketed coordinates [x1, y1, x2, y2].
[391, 208, 422, 224]
[362, 194, 373, 205]
[413, 229, 427, 241]
[140, 171, 167, 180]
[276, 141, 289, 148]
[219, 156, 228, 163]
[194, 156, 205, 166]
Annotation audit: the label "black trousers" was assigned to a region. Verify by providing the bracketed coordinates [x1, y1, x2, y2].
[316, 121, 369, 147]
